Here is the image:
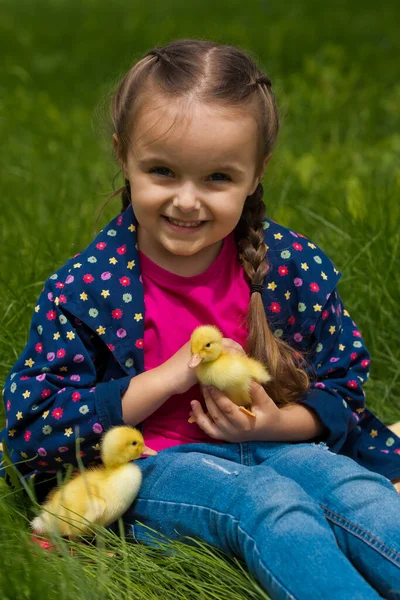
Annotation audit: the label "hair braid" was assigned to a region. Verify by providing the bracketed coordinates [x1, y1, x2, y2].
[236, 184, 310, 407]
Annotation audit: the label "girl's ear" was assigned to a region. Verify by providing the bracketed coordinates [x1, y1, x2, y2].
[113, 133, 127, 174]
[250, 154, 272, 195]
[258, 153, 272, 182]
[112, 133, 120, 156]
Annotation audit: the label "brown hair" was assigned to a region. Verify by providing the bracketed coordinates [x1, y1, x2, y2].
[108, 39, 309, 406]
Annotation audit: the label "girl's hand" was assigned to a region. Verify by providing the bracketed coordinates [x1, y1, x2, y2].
[161, 340, 198, 396]
[219, 338, 247, 357]
[189, 382, 285, 443]
[392, 479, 400, 494]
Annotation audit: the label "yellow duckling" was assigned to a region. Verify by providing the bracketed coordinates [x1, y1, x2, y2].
[31, 426, 145, 537]
[188, 325, 271, 418]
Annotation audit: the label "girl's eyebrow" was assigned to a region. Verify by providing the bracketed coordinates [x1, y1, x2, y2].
[137, 156, 246, 175]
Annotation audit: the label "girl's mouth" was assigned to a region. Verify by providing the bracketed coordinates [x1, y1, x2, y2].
[162, 216, 207, 233]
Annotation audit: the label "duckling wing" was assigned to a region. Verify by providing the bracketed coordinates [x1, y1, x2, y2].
[198, 355, 271, 408]
[75, 470, 108, 525]
[197, 354, 248, 387]
[75, 464, 143, 528]
[58, 472, 107, 533]
[32, 473, 106, 536]
[200, 355, 270, 388]
[244, 357, 271, 384]
[82, 495, 107, 525]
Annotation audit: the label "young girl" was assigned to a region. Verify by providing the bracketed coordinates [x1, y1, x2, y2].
[3, 39, 400, 599]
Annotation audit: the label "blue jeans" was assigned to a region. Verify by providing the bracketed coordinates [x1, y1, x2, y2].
[123, 441, 400, 600]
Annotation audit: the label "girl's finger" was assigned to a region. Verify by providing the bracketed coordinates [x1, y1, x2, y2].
[249, 381, 277, 408]
[187, 399, 204, 423]
[190, 399, 205, 418]
[203, 389, 232, 429]
[205, 386, 249, 427]
[222, 338, 246, 356]
[190, 399, 221, 439]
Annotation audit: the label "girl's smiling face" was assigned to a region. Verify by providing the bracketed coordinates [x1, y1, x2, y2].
[114, 96, 266, 276]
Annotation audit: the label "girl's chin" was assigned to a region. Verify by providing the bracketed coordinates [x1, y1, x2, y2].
[161, 239, 206, 256]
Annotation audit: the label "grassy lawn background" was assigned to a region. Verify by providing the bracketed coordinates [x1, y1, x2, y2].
[1, 0, 399, 598]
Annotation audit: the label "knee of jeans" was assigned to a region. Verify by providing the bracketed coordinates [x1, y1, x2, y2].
[237, 472, 319, 530]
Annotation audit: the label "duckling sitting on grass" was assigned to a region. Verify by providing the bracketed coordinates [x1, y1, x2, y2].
[31, 426, 149, 538]
[188, 325, 271, 419]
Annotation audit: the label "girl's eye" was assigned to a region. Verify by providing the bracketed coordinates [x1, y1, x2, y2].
[149, 168, 231, 182]
[149, 167, 173, 177]
[210, 172, 231, 182]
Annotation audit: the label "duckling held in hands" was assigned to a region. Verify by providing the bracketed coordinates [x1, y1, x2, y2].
[188, 325, 271, 418]
[31, 426, 147, 537]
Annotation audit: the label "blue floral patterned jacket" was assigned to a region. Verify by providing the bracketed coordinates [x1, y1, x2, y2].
[2, 204, 400, 482]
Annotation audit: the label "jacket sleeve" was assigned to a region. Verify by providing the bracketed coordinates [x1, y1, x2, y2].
[300, 288, 371, 452]
[3, 280, 131, 474]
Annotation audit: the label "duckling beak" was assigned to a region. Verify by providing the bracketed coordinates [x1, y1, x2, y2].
[188, 353, 202, 368]
[141, 444, 158, 457]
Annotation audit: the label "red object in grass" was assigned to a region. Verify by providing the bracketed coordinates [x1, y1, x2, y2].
[30, 533, 56, 551]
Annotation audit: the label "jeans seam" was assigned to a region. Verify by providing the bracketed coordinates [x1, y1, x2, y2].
[321, 504, 400, 567]
[239, 443, 244, 465]
[237, 524, 296, 600]
[134, 498, 297, 600]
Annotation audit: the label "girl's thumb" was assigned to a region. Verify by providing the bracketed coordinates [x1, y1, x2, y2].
[251, 382, 273, 405]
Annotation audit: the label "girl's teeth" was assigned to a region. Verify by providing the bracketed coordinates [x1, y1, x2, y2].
[168, 218, 202, 228]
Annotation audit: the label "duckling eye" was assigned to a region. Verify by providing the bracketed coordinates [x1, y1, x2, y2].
[132, 441, 137, 446]
[205, 342, 212, 348]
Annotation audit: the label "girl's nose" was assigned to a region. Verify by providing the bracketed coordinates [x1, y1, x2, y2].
[172, 183, 201, 212]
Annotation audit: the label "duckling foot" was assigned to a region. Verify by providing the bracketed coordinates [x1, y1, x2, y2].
[239, 406, 256, 418]
[188, 408, 212, 424]
[30, 534, 56, 551]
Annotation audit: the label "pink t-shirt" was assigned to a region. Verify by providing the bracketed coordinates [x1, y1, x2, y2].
[138, 232, 251, 452]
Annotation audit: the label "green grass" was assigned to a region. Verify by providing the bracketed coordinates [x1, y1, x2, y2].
[1, 0, 399, 597]
[0, 480, 269, 600]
